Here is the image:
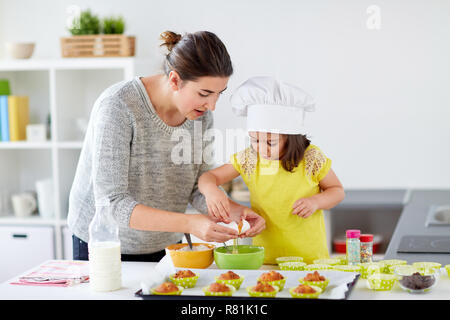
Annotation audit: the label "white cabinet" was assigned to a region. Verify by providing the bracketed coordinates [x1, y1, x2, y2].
[62, 226, 73, 260]
[0, 225, 54, 283]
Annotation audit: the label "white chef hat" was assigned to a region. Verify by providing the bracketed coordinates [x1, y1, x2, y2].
[230, 76, 315, 134]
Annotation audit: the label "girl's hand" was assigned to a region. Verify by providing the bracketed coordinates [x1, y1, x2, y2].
[205, 187, 232, 223]
[292, 197, 319, 219]
[239, 208, 266, 238]
[189, 214, 238, 242]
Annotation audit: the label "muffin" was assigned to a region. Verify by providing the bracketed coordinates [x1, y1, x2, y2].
[298, 271, 329, 290]
[246, 281, 279, 298]
[169, 269, 199, 288]
[257, 271, 286, 291]
[203, 282, 236, 297]
[289, 284, 322, 299]
[151, 281, 183, 295]
[215, 270, 244, 289]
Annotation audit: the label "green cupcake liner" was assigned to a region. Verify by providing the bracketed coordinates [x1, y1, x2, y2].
[367, 274, 397, 291]
[279, 262, 307, 271]
[276, 256, 304, 265]
[379, 259, 407, 273]
[169, 274, 199, 288]
[334, 255, 348, 265]
[333, 265, 361, 273]
[289, 285, 322, 299]
[257, 278, 286, 291]
[202, 284, 236, 296]
[298, 278, 330, 291]
[358, 262, 383, 279]
[445, 265, 450, 277]
[246, 285, 279, 298]
[303, 264, 332, 271]
[313, 258, 341, 266]
[412, 262, 442, 274]
[151, 285, 184, 295]
[214, 275, 244, 290]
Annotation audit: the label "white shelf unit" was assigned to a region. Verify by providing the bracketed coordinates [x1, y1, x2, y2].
[0, 58, 135, 262]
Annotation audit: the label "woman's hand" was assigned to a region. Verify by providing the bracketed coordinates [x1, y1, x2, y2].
[239, 208, 265, 238]
[188, 214, 238, 242]
[204, 187, 232, 223]
[292, 197, 319, 219]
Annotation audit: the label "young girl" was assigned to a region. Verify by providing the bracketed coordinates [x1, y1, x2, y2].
[198, 76, 345, 264]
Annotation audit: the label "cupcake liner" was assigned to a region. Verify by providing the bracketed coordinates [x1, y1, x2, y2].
[214, 275, 244, 290]
[333, 265, 361, 273]
[169, 273, 199, 288]
[313, 258, 340, 266]
[289, 285, 322, 299]
[202, 284, 236, 297]
[279, 262, 307, 271]
[151, 285, 184, 295]
[257, 278, 286, 291]
[298, 278, 330, 291]
[303, 264, 332, 271]
[246, 285, 279, 298]
[358, 262, 382, 279]
[445, 265, 450, 277]
[334, 255, 348, 265]
[367, 274, 397, 291]
[412, 262, 442, 274]
[379, 259, 407, 273]
[276, 256, 304, 265]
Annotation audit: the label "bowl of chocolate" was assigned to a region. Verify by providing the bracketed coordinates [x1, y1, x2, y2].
[394, 265, 440, 293]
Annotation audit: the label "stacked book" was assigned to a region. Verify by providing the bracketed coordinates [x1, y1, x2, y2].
[0, 86, 30, 142]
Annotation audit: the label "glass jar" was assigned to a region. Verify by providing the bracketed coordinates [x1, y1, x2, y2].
[360, 234, 374, 263]
[346, 229, 361, 266]
[88, 198, 122, 292]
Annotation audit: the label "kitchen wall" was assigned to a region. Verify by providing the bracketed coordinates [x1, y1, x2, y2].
[1, 0, 449, 189]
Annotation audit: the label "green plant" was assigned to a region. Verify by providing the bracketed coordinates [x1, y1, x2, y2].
[68, 9, 100, 35]
[102, 16, 125, 34]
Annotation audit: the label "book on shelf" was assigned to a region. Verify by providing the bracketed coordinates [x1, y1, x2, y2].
[0, 95, 9, 141]
[8, 96, 29, 141]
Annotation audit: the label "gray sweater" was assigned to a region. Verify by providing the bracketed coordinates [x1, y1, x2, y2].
[67, 77, 212, 254]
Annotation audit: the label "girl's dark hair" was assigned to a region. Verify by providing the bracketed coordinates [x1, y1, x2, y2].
[160, 30, 233, 81]
[280, 134, 311, 172]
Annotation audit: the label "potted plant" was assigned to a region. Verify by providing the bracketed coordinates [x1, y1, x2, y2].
[60, 9, 135, 57]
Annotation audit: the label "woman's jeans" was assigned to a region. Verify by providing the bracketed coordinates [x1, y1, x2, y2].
[72, 234, 169, 262]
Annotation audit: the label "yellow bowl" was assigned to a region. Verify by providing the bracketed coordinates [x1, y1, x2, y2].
[165, 243, 215, 269]
[289, 285, 322, 299]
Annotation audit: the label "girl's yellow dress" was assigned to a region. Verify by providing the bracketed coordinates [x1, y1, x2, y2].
[230, 144, 332, 264]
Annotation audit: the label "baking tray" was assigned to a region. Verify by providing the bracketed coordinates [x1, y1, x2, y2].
[134, 269, 360, 300]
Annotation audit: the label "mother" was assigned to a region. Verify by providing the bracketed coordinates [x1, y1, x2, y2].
[67, 31, 265, 262]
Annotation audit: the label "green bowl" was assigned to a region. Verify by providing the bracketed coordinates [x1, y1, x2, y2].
[246, 285, 279, 298]
[289, 285, 322, 299]
[367, 273, 397, 291]
[214, 245, 265, 270]
[215, 275, 245, 290]
[279, 262, 307, 271]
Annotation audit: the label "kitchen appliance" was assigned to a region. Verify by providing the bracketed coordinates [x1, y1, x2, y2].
[397, 235, 450, 253]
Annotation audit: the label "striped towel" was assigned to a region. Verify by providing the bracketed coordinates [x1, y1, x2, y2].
[10, 260, 89, 287]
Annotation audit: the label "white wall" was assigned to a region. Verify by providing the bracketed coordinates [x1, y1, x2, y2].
[1, 0, 449, 189]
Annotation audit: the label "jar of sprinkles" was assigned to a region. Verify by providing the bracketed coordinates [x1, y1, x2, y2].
[346, 229, 361, 266]
[360, 234, 374, 263]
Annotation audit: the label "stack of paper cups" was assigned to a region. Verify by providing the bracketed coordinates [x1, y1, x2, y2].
[88, 241, 122, 292]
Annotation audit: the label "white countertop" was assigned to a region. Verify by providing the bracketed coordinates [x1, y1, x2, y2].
[0, 260, 449, 300]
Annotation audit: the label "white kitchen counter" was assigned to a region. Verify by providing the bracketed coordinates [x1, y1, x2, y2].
[0, 260, 449, 300]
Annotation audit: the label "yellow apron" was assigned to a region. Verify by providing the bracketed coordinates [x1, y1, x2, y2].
[231, 144, 332, 264]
